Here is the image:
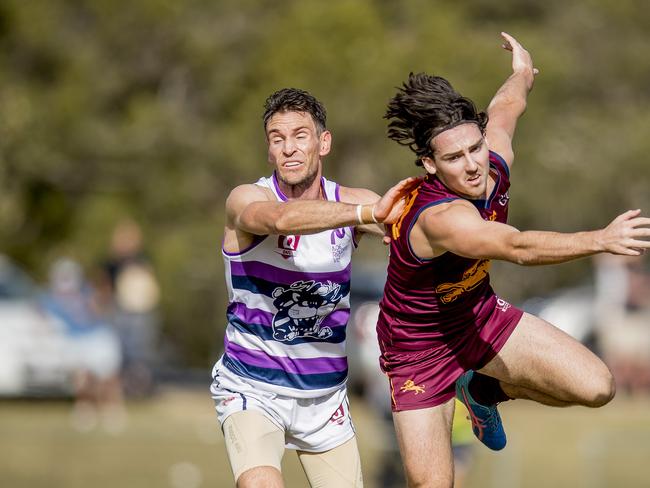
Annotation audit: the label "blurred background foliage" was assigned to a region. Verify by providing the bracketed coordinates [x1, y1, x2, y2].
[1, 0, 649, 367]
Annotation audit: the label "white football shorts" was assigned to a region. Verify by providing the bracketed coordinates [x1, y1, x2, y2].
[211, 360, 356, 452]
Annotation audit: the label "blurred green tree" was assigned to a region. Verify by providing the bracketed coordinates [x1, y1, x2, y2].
[0, 0, 648, 366]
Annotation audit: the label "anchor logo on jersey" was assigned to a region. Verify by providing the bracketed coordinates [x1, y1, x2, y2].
[276, 235, 301, 259]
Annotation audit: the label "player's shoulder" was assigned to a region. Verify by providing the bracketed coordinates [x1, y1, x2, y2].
[423, 197, 473, 216]
[227, 183, 273, 203]
[488, 150, 512, 176]
[419, 199, 480, 233]
[225, 183, 275, 220]
[337, 185, 379, 205]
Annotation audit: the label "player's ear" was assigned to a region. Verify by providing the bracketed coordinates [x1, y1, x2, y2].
[266, 136, 275, 165]
[319, 130, 332, 156]
[421, 156, 436, 175]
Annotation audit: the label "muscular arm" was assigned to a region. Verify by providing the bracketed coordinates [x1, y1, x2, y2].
[340, 180, 424, 239]
[226, 176, 419, 237]
[417, 202, 650, 265]
[485, 32, 537, 167]
[339, 187, 384, 237]
[227, 184, 364, 236]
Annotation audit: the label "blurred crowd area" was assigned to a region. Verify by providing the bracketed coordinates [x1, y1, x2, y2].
[0, 218, 161, 434]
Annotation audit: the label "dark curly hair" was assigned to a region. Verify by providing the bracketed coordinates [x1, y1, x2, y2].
[263, 88, 327, 134]
[385, 73, 488, 166]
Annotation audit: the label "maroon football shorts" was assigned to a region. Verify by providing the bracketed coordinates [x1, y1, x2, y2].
[379, 298, 523, 412]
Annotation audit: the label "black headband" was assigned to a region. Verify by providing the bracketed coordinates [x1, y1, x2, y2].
[424, 119, 481, 156]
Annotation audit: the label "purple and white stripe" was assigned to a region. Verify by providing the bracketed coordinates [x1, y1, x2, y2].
[224, 335, 348, 375]
[229, 260, 351, 286]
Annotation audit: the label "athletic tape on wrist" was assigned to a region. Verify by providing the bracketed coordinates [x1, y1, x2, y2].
[371, 205, 379, 224]
[356, 204, 364, 225]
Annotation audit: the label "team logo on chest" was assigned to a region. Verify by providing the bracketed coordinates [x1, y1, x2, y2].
[498, 191, 509, 206]
[271, 280, 343, 342]
[276, 235, 301, 259]
[435, 259, 491, 303]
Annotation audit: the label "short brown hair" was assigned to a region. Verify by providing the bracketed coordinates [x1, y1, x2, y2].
[263, 88, 327, 134]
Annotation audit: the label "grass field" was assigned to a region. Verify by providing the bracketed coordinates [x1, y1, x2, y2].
[1, 388, 649, 487]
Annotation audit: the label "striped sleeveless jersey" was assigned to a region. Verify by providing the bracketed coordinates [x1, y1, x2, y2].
[219, 172, 355, 398]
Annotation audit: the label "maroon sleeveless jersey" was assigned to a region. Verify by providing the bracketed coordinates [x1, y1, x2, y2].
[378, 151, 523, 411]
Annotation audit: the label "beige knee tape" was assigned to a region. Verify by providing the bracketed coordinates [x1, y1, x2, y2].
[222, 410, 285, 481]
[298, 437, 363, 488]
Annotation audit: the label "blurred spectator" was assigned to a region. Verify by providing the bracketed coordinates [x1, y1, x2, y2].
[594, 255, 650, 394]
[101, 219, 161, 398]
[41, 258, 125, 432]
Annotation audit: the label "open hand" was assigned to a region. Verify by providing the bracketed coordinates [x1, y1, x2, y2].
[501, 32, 539, 84]
[600, 209, 650, 256]
[373, 176, 422, 225]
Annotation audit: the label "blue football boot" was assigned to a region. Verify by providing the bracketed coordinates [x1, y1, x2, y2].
[455, 370, 507, 451]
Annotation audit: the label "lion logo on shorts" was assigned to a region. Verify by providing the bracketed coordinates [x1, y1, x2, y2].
[400, 379, 426, 395]
[271, 280, 343, 342]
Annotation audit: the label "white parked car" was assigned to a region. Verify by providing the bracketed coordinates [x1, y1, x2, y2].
[0, 255, 74, 396]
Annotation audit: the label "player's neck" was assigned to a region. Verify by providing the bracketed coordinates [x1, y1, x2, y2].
[279, 172, 324, 201]
[484, 170, 498, 198]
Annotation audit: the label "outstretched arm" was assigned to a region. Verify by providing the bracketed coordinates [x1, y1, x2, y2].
[418, 203, 650, 265]
[340, 179, 423, 239]
[485, 32, 538, 168]
[227, 176, 419, 237]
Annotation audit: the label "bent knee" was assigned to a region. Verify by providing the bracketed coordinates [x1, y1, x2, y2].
[583, 371, 616, 408]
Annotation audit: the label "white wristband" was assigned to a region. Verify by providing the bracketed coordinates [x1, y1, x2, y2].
[356, 204, 364, 224]
[371, 205, 379, 224]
